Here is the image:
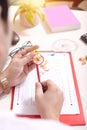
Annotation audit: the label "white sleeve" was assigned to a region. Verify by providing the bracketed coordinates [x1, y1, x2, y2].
[0, 111, 73, 130]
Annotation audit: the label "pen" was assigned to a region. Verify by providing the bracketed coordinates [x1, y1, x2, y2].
[35, 64, 48, 93]
[36, 64, 41, 82]
[39, 50, 55, 53]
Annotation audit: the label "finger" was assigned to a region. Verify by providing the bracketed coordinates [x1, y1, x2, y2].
[35, 82, 43, 96]
[41, 80, 58, 90]
[24, 63, 35, 75]
[35, 81, 48, 93]
[20, 53, 35, 66]
[18, 45, 39, 56]
[28, 63, 35, 73]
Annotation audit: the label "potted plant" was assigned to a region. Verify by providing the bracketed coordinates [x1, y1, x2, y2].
[10, 0, 45, 27]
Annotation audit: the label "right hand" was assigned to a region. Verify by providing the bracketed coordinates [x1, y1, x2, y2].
[35, 80, 64, 120]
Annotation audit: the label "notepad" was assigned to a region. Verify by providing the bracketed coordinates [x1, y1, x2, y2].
[43, 5, 81, 32]
[11, 52, 86, 126]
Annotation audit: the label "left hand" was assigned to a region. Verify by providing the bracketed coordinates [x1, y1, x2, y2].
[3, 45, 39, 87]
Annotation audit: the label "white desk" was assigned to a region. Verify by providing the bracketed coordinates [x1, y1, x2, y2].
[0, 6, 87, 130]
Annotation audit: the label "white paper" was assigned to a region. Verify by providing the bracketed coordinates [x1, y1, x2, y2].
[12, 53, 80, 115]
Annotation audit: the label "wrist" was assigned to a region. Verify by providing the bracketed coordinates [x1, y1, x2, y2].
[0, 72, 11, 94]
[41, 111, 59, 121]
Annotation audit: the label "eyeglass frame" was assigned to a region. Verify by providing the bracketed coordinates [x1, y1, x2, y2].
[9, 41, 32, 58]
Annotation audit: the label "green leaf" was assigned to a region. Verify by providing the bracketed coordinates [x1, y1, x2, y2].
[35, 9, 45, 21]
[12, 1, 45, 25]
[13, 8, 20, 23]
[13, 6, 25, 23]
[23, 11, 35, 25]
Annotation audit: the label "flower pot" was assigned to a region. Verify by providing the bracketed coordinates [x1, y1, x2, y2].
[19, 13, 40, 28]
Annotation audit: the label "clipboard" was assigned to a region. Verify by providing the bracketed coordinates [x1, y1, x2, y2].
[10, 52, 86, 126]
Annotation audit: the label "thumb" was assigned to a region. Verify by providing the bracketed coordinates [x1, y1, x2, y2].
[35, 82, 43, 96]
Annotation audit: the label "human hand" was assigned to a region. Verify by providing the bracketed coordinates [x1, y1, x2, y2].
[3, 45, 39, 87]
[35, 80, 64, 120]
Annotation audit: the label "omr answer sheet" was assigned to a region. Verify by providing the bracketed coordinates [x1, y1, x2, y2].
[12, 52, 80, 115]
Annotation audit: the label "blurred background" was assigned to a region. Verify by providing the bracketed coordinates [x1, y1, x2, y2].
[45, 0, 87, 10]
[10, 0, 87, 10]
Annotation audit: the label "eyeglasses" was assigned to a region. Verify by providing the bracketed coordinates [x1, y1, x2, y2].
[9, 41, 32, 58]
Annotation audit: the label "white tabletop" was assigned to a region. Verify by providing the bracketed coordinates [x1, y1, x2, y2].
[0, 6, 87, 130]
